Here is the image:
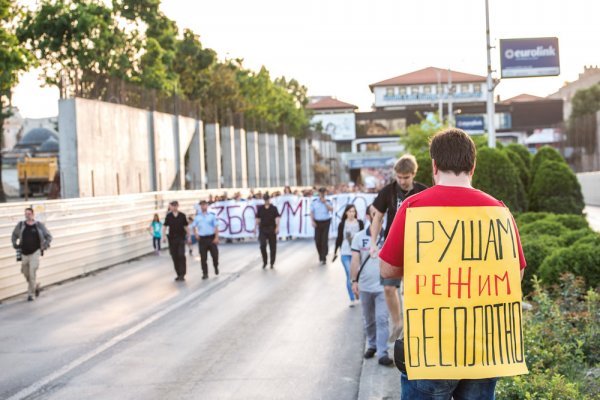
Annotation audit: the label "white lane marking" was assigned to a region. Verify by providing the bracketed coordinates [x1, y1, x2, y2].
[6, 262, 256, 400]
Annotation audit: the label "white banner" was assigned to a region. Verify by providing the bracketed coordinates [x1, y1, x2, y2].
[199, 193, 377, 239]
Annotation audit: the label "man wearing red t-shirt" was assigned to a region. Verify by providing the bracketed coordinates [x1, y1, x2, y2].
[379, 128, 526, 400]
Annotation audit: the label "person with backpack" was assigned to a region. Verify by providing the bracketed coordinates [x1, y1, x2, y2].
[333, 204, 364, 307]
[370, 155, 428, 342]
[351, 204, 393, 366]
[11, 207, 53, 301]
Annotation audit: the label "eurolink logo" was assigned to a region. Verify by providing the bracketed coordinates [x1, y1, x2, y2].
[458, 119, 483, 127]
[504, 46, 557, 60]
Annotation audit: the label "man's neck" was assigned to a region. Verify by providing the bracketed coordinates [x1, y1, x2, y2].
[26, 219, 35, 224]
[435, 172, 472, 188]
[397, 182, 413, 192]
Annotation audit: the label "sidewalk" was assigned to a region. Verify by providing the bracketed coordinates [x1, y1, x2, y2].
[585, 206, 600, 232]
[358, 343, 400, 400]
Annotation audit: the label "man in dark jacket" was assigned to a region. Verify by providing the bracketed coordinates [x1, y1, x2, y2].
[255, 193, 280, 269]
[163, 201, 191, 281]
[11, 207, 53, 301]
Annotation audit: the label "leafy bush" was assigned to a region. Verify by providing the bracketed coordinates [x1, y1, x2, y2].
[549, 213, 589, 230]
[562, 228, 596, 246]
[573, 232, 600, 247]
[539, 243, 600, 288]
[505, 143, 532, 170]
[528, 161, 585, 215]
[515, 212, 552, 226]
[519, 219, 568, 238]
[471, 134, 504, 149]
[504, 147, 530, 190]
[473, 147, 526, 212]
[497, 275, 600, 399]
[520, 235, 564, 295]
[497, 373, 586, 400]
[531, 146, 565, 177]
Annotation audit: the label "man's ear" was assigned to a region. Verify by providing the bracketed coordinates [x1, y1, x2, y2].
[432, 159, 438, 175]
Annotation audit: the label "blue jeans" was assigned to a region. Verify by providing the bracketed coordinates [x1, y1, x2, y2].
[401, 374, 497, 400]
[340, 255, 355, 301]
[360, 291, 389, 358]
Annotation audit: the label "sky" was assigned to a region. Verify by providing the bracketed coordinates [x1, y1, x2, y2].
[12, 0, 600, 118]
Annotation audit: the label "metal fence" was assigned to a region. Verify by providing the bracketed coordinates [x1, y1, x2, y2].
[563, 112, 600, 172]
[0, 187, 287, 301]
[60, 71, 202, 120]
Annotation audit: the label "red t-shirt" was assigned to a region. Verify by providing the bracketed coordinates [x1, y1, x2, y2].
[379, 185, 527, 275]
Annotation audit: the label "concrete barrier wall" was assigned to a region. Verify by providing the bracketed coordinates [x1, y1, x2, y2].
[60, 99, 201, 197]
[178, 116, 199, 189]
[60, 98, 153, 197]
[153, 111, 178, 191]
[577, 171, 600, 206]
[0, 187, 302, 301]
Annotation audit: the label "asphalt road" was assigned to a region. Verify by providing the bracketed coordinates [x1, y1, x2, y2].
[0, 239, 366, 400]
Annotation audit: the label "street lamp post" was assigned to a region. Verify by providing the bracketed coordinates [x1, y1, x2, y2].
[485, 0, 496, 148]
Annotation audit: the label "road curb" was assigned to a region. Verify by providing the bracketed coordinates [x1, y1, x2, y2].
[357, 343, 400, 400]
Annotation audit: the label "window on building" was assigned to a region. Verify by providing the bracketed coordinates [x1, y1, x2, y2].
[461, 84, 470, 93]
[423, 85, 432, 94]
[386, 88, 394, 97]
[473, 83, 482, 93]
[411, 86, 420, 94]
[398, 87, 407, 95]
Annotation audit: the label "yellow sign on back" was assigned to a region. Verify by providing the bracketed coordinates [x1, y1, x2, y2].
[403, 206, 528, 380]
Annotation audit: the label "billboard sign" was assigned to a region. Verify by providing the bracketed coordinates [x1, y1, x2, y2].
[456, 115, 485, 134]
[347, 156, 396, 169]
[500, 37, 560, 78]
[311, 112, 356, 141]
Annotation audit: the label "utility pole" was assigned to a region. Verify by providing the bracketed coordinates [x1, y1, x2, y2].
[436, 69, 443, 122]
[448, 69, 453, 126]
[485, 0, 496, 148]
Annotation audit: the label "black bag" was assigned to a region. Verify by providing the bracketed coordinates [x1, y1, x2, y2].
[394, 338, 407, 374]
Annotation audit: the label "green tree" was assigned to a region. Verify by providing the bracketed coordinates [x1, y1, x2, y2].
[112, 0, 160, 21]
[143, 11, 179, 92]
[0, 0, 33, 202]
[18, 0, 137, 91]
[173, 29, 215, 101]
[399, 116, 442, 154]
[200, 61, 244, 122]
[138, 37, 171, 91]
[273, 76, 310, 136]
[235, 65, 309, 136]
[399, 117, 446, 186]
[569, 83, 600, 120]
